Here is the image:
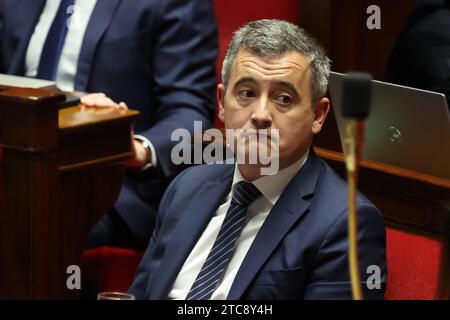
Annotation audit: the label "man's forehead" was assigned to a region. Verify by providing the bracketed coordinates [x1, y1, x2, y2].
[234, 48, 309, 68]
[229, 48, 311, 85]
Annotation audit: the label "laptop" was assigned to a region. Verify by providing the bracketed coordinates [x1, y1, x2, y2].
[0, 73, 80, 107]
[329, 71, 450, 179]
[0, 73, 56, 89]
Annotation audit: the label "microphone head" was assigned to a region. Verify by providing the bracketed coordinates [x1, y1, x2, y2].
[341, 72, 372, 120]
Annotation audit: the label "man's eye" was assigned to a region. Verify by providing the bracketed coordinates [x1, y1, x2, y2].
[276, 95, 292, 105]
[239, 90, 255, 98]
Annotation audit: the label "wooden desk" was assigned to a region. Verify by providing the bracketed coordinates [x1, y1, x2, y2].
[0, 85, 139, 299]
[315, 147, 450, 238]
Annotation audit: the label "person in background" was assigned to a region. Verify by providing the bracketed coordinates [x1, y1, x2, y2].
[0, 0, 218, 250]
[387, 0, 450, 108]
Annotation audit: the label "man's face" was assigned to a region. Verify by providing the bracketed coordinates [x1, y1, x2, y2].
[218, 48, 330, 170]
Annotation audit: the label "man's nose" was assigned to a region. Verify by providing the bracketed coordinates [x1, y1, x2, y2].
[251, 98, 272, 129]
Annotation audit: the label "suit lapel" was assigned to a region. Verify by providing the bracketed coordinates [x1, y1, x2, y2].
[149, 165, 235, 299]
[8, 0, 46, 75]
[74, 0, 121, 91]
[227, 152, 324, 299]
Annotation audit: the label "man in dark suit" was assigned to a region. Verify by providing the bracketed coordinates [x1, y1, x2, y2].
[0, 0, 218, 250]
[128, 19, 387, 300]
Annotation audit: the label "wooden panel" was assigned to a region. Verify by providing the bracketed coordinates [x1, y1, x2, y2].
[301, 0, 417, 153]
[315, 147, 450, 238]
[0, 86, 139, 299]
[300, 0, 416, 80]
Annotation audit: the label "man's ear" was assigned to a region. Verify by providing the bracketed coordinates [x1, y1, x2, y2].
[312, 97, 330, 134]
[217, 84, 225, 123]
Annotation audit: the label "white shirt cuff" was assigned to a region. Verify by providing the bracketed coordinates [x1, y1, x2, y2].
[133, 134, 158, 169]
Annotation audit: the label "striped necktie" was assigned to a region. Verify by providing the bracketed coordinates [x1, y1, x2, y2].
[186, 181, 262, 300]
[37, 0, 75, 80]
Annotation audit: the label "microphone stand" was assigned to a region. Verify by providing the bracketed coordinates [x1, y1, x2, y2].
[340, 72, 372, 300]
[343, 120, 365, 300]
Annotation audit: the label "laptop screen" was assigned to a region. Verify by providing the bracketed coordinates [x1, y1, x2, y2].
[329, 71, 450, 179]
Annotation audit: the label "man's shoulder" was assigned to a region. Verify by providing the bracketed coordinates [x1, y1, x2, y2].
[314, 158, 381, 217]
[174, 163, 234, 185]
[156, 163, 233, 224]
[162, 163, 234, 201]
[306, 158, 385, 251]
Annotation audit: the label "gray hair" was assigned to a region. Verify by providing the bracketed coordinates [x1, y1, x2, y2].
[221, 19, 331, 102]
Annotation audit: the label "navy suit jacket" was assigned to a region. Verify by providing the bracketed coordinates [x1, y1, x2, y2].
[0, 0, 218, 243]
[129, 152, 387, 299]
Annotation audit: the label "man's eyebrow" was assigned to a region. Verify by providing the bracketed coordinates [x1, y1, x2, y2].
[233, 78, 300, 97]
[233, 77, 256, 88]
[273, 80, 299, 95]
[234, 78, 298, 91]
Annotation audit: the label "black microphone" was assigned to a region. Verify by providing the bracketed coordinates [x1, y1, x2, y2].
[342, 72, 372, 120]
[340, 72, 372, 300]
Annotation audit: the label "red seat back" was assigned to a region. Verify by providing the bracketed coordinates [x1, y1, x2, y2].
[81, 247, 144, 299]
[385, 227, 442, 300]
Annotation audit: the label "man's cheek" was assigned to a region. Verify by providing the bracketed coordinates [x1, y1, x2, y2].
[226, 115, 246, 129]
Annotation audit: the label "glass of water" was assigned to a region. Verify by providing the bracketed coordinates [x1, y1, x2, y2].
[97, 292, 135, 300]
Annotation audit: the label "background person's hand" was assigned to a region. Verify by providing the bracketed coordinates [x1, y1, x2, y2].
[81, 93, 150, 169]
[80, 93, 128, 112]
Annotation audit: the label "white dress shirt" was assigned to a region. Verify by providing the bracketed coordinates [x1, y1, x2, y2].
[25, 0, 97, 91]
[168, 152, 309, 300]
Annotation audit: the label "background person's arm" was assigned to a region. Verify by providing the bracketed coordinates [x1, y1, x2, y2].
[137, 0, 218, 179]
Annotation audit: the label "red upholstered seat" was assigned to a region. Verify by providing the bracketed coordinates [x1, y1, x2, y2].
[385, 227, 442, 300]
[213, 0, 299, 65]
[81, 247, 144, 299]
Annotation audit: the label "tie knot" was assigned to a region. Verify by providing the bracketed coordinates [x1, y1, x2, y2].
[232, 181, 262, 207]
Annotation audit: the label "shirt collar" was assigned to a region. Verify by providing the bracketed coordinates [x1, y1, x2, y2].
[231, 151, 309, 206]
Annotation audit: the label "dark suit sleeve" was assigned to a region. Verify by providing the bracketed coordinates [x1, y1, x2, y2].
[127, 166, 191, 299]
[304, 203, 387, 300]
[127, 185, 172, 299]
[127, 222, 161, 299]
[139, 0, 218, 178]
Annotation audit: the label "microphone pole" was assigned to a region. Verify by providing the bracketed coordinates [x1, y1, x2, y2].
[340, 72, 372, 300]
